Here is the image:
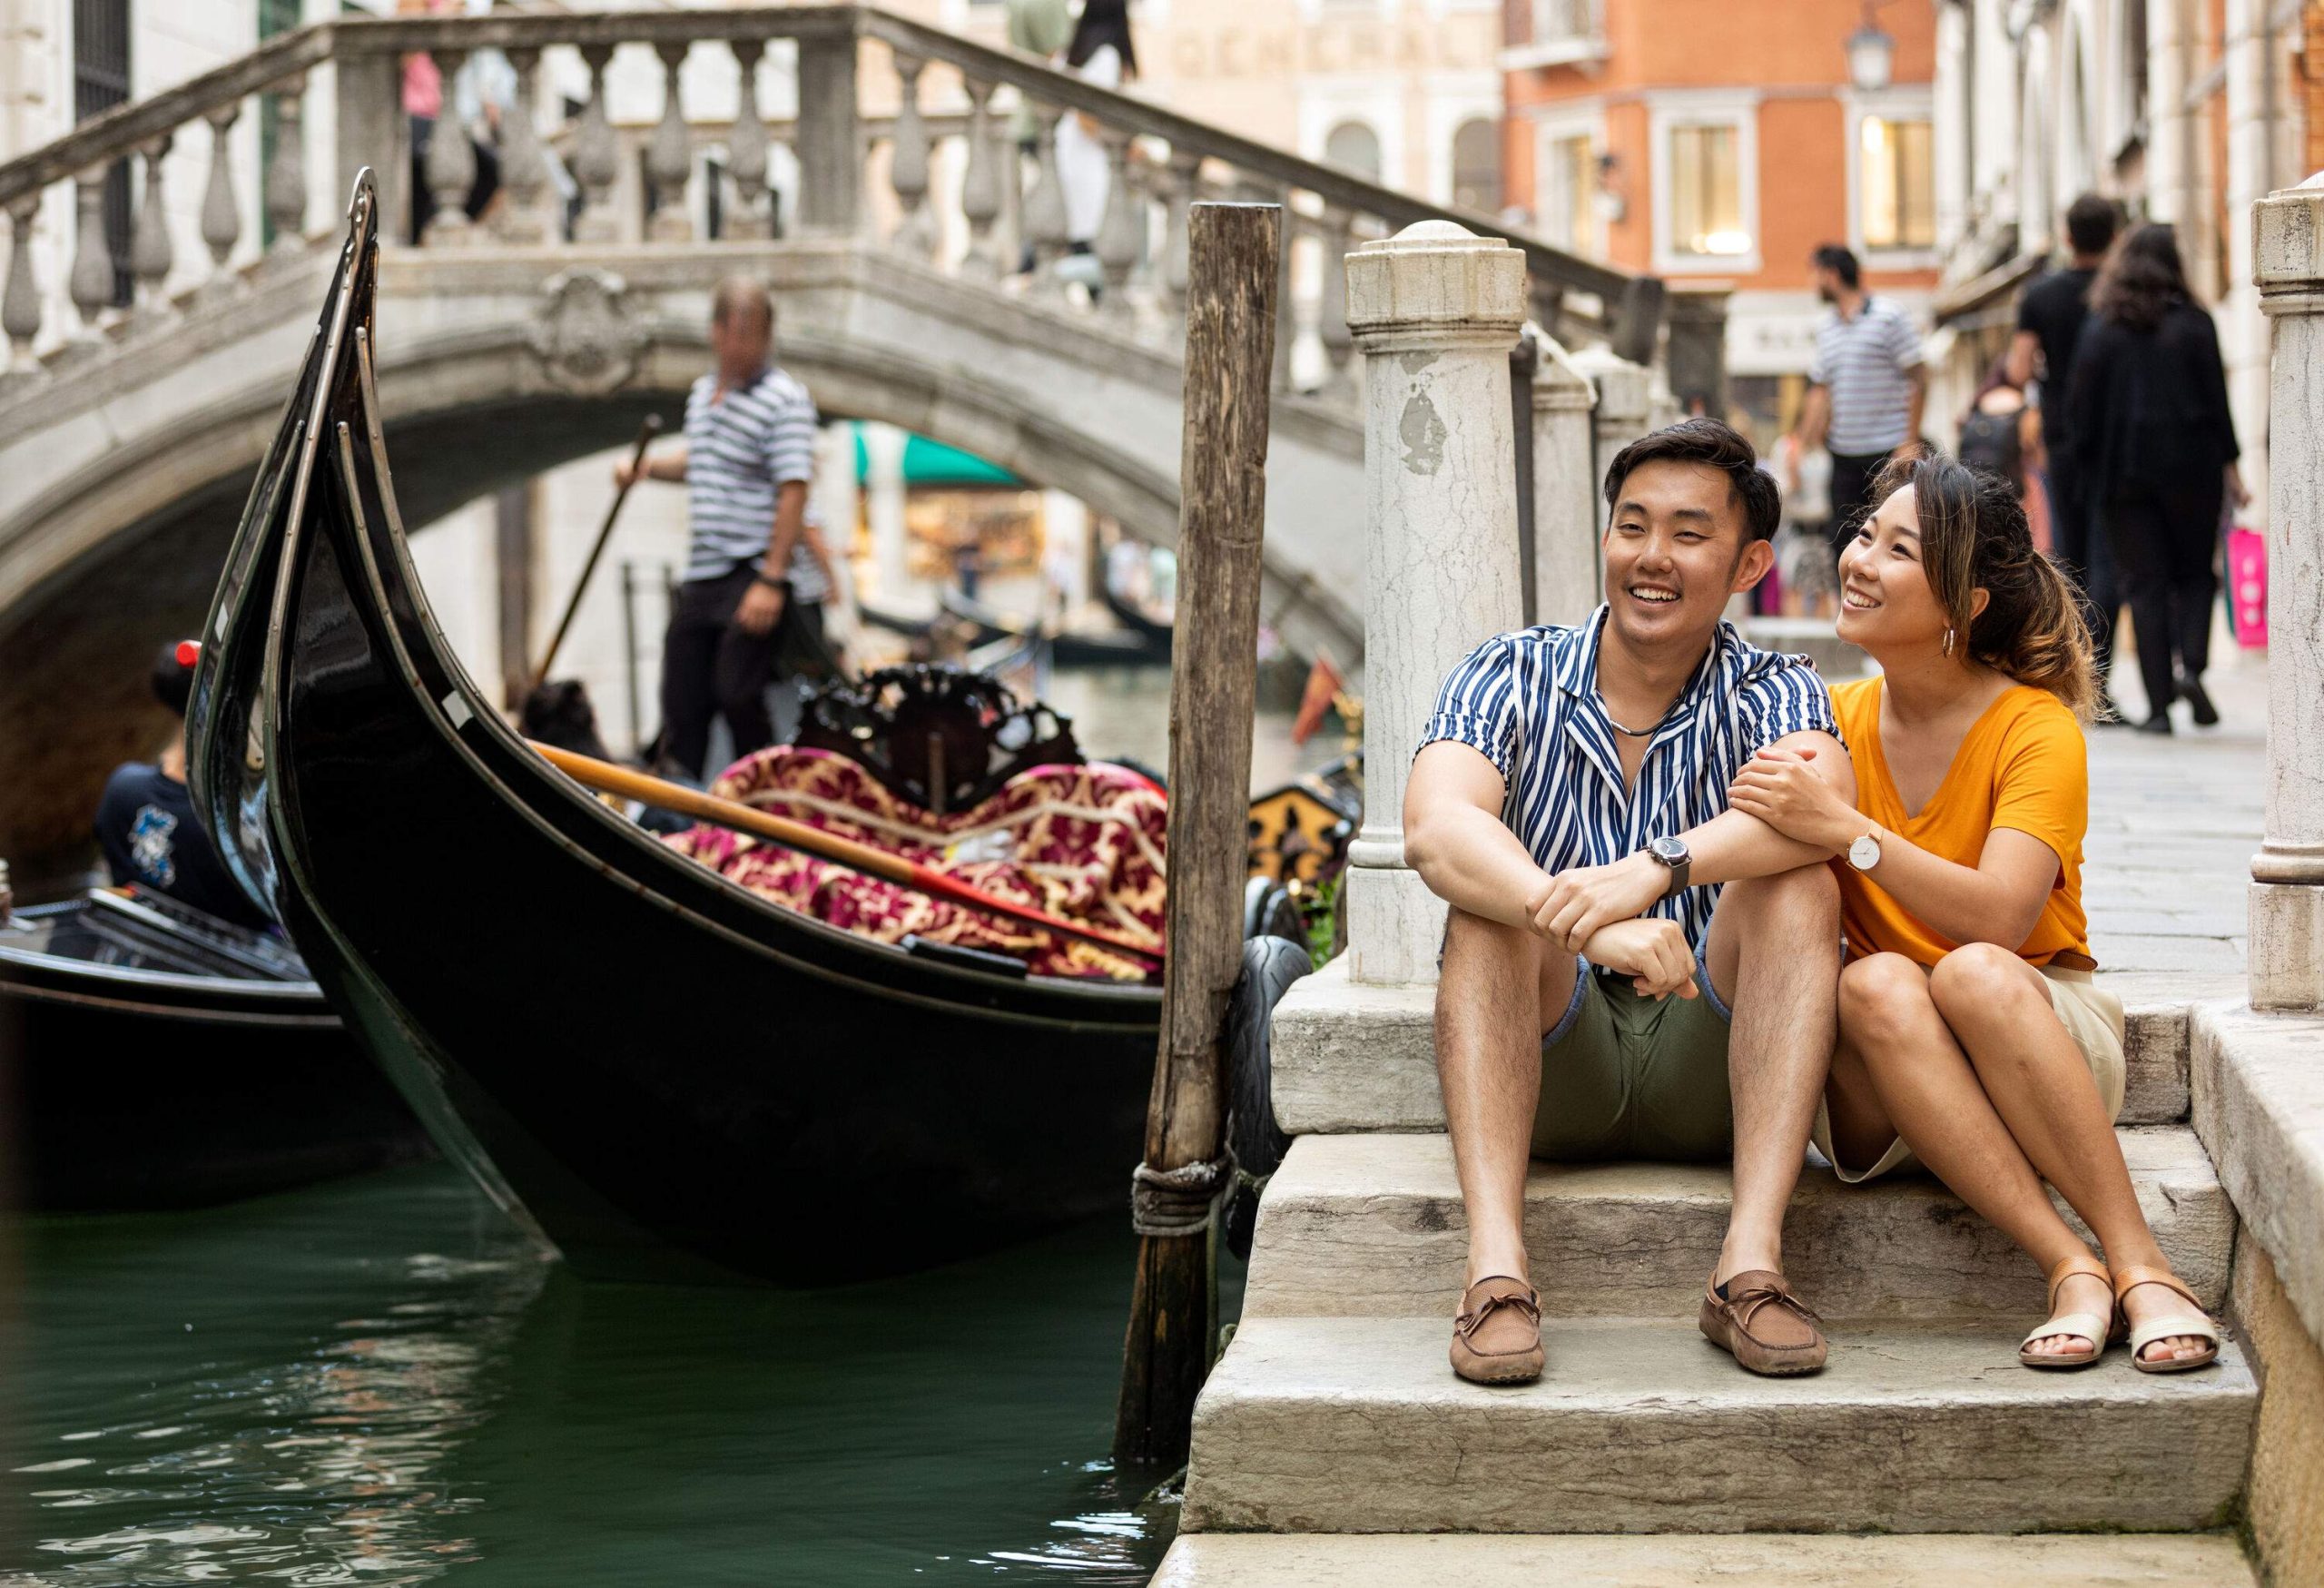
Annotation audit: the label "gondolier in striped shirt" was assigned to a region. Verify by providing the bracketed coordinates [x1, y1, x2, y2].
[1403, 419, 1856, 1386]
[1787, 243, 1927, 567]
[618, 276, 835, 781]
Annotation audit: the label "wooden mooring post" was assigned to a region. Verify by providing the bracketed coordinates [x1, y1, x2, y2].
[1114, 201, 1281, 1471]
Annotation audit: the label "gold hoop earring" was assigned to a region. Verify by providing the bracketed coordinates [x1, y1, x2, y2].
[1943, 627, 1956, 657]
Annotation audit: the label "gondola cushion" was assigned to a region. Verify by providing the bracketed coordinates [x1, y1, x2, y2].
[666, 746, 1167, 980]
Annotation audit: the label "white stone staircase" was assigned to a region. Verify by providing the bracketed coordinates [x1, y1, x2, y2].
[1155, 962, 2261, 1581]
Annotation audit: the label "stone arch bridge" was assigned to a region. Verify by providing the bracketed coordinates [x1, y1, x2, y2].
[0, 4, 1686, 882]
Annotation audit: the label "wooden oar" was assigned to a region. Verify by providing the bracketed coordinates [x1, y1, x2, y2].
[527, 741, 1166, 968]
[532, 414, 663, 691]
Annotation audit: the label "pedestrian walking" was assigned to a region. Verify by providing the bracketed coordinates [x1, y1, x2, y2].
[617, 277, 834, 780]
[2070, 223, 2248, 735]
[1955, 359, 2036, 499]
[2010, 192, 2124, 715]
[1787, 244, 1926, 565]
[1055, 0, 1138, 280]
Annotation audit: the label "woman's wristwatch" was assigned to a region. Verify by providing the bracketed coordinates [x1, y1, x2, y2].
[1846, 825, 1885, 872]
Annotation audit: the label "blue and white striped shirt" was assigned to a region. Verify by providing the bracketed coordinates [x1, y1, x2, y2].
[1808, 295, 1924, 456]
[684, 366, 829, 599]
[1419, 607, 1840, 950]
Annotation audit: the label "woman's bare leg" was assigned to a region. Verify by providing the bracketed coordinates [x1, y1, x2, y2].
[1926, 943, 2211, 1364]
[1837, 954, 2106, 1356]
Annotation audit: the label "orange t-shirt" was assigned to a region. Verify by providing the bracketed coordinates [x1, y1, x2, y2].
[1828, 676, 2094, 969]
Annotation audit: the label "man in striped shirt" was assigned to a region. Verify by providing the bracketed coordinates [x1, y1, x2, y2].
[618, 277, 834, 779]
[1788, 244, 1926, 568]
[1405, 419, 1856, 1384]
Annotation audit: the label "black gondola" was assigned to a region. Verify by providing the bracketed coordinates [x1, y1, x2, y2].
[0, 887, 430, 1209]
[940, 587, 1168, 669]
[186, 175, 1174, 1285]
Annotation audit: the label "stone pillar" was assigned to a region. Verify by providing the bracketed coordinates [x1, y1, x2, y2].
[1341, 221, 1528, 987]
[1569, 344, 1654, 530]
[337, 51, 409, 244]
[2145, 0, 2195, 229]
[863, 420, 911, 600]
[794, 35, 862, 237]
[2249, 173, 2324, 1011]
[2223, 0, 2280, 532]
[1529, 331, 1599, 627]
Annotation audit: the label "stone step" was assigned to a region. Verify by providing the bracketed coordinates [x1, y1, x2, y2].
[1242, 1127, 2234, 1321]
[1272, 958, 2192, 1136]
[1154, 1531, 2257, 1586]
[1181, 1317, 2256, 1535]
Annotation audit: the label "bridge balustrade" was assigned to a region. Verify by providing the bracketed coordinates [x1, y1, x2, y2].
[0, 5, 1673, 398]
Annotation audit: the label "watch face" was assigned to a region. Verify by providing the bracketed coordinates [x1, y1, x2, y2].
[1650, 836, 1687, 864]
[1848, 833, 1881, 872]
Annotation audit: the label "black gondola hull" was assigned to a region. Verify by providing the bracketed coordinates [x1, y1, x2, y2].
[191, 178, 1161, 1285]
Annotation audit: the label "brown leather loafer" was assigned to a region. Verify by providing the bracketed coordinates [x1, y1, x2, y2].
[1698, 1269, 1828, 1376]
[1450, 1276, 1543, 1385]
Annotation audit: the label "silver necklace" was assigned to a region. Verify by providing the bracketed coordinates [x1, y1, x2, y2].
[1600, 698, 1679, 739]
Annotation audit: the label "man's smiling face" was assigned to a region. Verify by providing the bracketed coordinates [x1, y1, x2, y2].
[1600, 459, 1766, 653]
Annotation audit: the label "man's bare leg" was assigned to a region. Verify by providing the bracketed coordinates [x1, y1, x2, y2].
[1436, 908, 1577, 1286]
[1703, 863, 1841, 1283]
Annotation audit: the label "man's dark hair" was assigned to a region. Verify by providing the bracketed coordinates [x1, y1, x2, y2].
[2063, 192, 2122, 258]
[1810, 243, 1860, 289]
[150, 640, 195, 718]
[1602, 418, 1781, 545]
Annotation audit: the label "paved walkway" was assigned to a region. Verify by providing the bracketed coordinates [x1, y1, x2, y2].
[2084, 645, 2266, 1003]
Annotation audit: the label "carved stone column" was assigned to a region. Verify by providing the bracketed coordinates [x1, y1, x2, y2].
[726, 40, 772, 241]
[264, 74, 307, 257]
[496, 48, 550, 244]
[887, 53, 935, 260]
[2250, 172, 2324, 1010]
[1093, 125, 1140, 320]
[959, 77, 1002, 281]
[1158, 148, 1200, 319]
[647, 42, 694, 242]
[2, 196, 44, 384]
[573, 44, 620, 244]
[1315, 205, 1356, 399]
[1570, 343, 1654, 529]
[200, 104, 243, 295]
[130, 134, 175, 321]
[67, 170, 114, 346]
[422, 51, 476, 245]
[1341, 221, 1528, 986]
[1021, 104, 1070, 301]
[1529, 331, 1600, 626]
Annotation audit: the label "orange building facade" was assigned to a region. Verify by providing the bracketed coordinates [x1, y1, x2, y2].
[1502, 0, 1940, 439]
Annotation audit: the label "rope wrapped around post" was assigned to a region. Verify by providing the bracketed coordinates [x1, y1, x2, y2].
[1129, 1155, 1230, 1237]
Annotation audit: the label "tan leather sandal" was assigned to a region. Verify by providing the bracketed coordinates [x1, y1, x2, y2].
[1450, 1276, 1543, 1385]
[2111, 1263, 2221, 1374]
[2018, 1252, 2114, 1369]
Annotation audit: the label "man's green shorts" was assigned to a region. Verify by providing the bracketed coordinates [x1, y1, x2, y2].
[1531, 945, 1734, 1163]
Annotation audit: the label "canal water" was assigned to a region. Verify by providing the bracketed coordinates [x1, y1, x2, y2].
[0, 1163, 1246, 1584]
[0, 670, 1308, 1586]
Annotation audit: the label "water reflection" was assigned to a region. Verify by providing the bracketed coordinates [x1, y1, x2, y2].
[0, 1165, 1197, 1584]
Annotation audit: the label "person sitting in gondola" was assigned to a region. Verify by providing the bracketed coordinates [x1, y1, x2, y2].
[93, 641, 271, 932]
[615, 276, 834, 782]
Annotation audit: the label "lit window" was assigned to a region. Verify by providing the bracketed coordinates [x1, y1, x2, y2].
[1860, 114, 1935, 250]
[1669, 123, 1748, 257]
[1540, 133, 1596, 253]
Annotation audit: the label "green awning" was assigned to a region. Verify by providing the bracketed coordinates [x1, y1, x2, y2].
[849, 426, 1022, 488]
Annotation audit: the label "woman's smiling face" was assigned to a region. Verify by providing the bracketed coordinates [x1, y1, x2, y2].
[1836, 484, 1951, 656]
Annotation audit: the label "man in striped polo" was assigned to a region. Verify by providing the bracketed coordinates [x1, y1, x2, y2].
[1404, 419, 1856, 1385]
[618, 277, 833, 780]
[1788, 243, 1927, 567]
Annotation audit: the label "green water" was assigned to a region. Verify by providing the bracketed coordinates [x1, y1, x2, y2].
[0, 1165, 1225, 1584]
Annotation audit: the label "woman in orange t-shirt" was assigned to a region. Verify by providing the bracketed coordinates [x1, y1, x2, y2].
[1728, 455, 2220, 1375]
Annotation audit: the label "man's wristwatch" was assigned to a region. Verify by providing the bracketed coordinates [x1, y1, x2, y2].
[1846, 826, 1884, 873]
[1640, 835, 1691, 898]
[753, 570, 787, 590]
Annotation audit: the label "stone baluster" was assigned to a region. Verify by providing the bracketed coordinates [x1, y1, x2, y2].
[130, 134, 174, 320]
[1267, 182, 1296, 390]
[2, 197, 43, 383]
[1341, 222, 1529, 986]
[1315, 205, 1356, 399]
[958, 77, 1002, 281]
[888, 53, 934, 260]
[1570, 343, 1653, 529]
[264, 74, 306, 257]
[495, 49, 549, 243]
[647, 42, 694, 242]
[573, 44, 619, 244]
[1093, 125, 1139, 321]
[726, 40, 772, 240]
[1021, 104, 1070, 300]
[793, 35, 861, 237]
[1158, 148, 1200, 319]
[2250, 173, 2324, 1011]
[68, 170, 114, 345]
[422, 50, 476, 245]
[1529, 330, 1600, 626]
[200, 104, 242, 293]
